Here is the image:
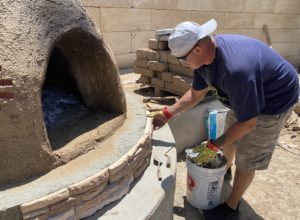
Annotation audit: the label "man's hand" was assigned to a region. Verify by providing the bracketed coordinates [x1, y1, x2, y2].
[146, 107, 172, 129]
[193, 140, 220, 165]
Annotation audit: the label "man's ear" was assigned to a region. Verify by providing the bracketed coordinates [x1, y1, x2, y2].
[195, 46, 201, 54]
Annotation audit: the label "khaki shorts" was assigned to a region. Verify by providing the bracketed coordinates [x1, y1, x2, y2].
[225, 108, 294, 170]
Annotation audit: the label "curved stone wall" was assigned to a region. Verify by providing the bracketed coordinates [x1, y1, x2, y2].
[20, 118, 153, 220]
[0, 0, 126, 185]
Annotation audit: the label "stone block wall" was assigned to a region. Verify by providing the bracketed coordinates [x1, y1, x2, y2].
[81, 0, 300, 69]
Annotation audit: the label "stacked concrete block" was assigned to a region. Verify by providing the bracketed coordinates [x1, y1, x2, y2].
[134, 38, 194, 96]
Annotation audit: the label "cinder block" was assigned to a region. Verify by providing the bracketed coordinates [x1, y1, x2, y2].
[81, 0, 131, 8]
[101, 8, 151, 32]
[136, 48, 160, 61]
[173, 75, 193, 89]
[282, 15, 300, 28]
[134, 67, 156, 77]
[254, 14, 283, 28]
[132, 31, 155, 52]
[275, 0, 300, 14]
[162, 71, 174, 82]
[148, 61, 168, 72]
[167, 53, 181, 65]
[156, 72, 162, 79]
[190, 11, 226, 29]
[224, 12, 256, 28]
[244, 0, 276, 12]
[158, 51, 169, 63]
[85, 7, 101, 29]
[151, 10, 191, 30]
[169, 64, 193, 77]
[103, 32, 131, 55]
[151, 77, 165, 88]
[177, 0, 203, 10]
[165, 82, 188, 95]
[215, 29, 265, 42]
[135, 59, 149, 68]
[202, 0, 244, 12]
[137, 75, 151, 85]
[268, 29, 300, 43]
[132, 0, 177, 9]
[273, 43, 300, 56]
[148, 39, 169, 51]
[115, 53, 135, 69]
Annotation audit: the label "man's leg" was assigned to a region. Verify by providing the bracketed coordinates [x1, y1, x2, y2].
[226, 168, 255, 209]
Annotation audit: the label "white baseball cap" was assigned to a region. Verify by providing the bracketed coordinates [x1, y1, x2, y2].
[168, 19, 217, 58]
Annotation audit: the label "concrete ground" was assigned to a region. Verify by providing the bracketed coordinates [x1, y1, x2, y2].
[120, 69, 300, 220]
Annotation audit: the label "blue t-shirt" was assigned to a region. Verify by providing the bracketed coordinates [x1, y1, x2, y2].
[193, 34, 299, 122]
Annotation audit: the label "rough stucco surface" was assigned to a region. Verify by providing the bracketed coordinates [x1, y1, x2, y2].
[0, 0, 126, 185]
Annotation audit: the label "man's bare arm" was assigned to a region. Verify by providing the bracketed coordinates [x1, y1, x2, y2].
[168, 87, 210, 116]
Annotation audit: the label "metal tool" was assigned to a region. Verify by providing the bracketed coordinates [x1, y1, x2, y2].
[153, 156, 163, 181]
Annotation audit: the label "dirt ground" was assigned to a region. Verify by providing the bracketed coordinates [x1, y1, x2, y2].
[120, 69, 300, 220]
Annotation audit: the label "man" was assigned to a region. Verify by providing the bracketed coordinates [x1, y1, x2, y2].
[150, 19, 299, 220]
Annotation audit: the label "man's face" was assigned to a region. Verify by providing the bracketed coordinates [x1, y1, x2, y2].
[179, 45, 204, 70]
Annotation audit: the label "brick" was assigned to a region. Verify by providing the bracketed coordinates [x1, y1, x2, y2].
[21, 188, 69, 214]
[133, 157, 150, 179]
[48, 209, 75, 220]
[151, 10, 191, 30]
[244, 0, 276, 12]
[109, 164, 131, 184]
[165, 82, 189, 95]
[75, 175, 133, 219]
[254, 14, 283, 28]
[115, 53, 135, 69]
[190, 12, 226, 29]
[0, 79, 13, 86]
[108, 155, 129, 175]
[136, 48, 159, 61]
[282, 15, 300, 28]
[224, 12, 256, 28]
[103, 32, 131, 54]
[275, 0, 300, 14]
[158, 51, 169, 63]
[81, 0, 131, 8]
[151, 77, 164, 88]
[81, 181, 108, 201]
[148, 39, 169, 51]
[85, 7, 101, 29]
[68, 169, 109, 196]
[132, 31, 155, 52]
[169, 64, 193, 77]
[173, 75, 193, 89]
[47, 198, 76, 219]
[148, 61, 168, 72]
[134, 67, 156, 77]
[273, 43, 300, 56]
[101, 8, 151, 32]
[23, 207, 49, 220]
[156, 71, 162, 79]
[0, 92, 14, 99]
[132, 0, 177, 9]
[135, 59, 149, 68]
[167, 53, 181, 65]
[162, 71, 174, 82]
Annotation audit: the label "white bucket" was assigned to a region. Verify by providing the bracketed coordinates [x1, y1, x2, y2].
[186, 159, 227, 210]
